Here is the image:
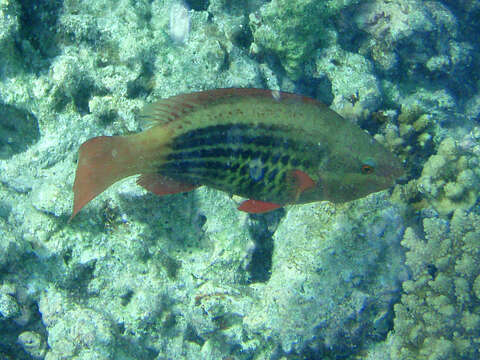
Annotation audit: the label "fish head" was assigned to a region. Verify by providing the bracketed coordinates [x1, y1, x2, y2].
[304, 131, 405, 204]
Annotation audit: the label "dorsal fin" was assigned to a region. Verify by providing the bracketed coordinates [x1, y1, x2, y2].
[139, 88, 321, 126]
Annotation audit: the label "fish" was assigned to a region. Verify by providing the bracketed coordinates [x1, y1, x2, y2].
[69, 88, 404, 220]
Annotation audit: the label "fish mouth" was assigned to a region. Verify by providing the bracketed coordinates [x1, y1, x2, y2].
[374, 165, 405, 190]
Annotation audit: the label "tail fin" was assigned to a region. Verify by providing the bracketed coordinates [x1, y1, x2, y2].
[69, 127, 171, 221]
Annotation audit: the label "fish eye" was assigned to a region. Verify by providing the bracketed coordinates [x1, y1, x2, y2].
[360, 159, 376, 174]
[361, 164, 374, 174]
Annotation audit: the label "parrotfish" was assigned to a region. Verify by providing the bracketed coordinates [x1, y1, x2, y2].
[70, 88, 404, 220]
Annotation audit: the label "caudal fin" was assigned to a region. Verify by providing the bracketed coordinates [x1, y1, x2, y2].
[69, 126, 171, 221]
[69, 136, 135, 221]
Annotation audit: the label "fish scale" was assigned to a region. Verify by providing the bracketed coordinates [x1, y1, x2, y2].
[160, 123, 319, 203]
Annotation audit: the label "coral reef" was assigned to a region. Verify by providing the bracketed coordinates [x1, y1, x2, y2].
[249, 0, 361, 80]
[38, 286, 115, 359]
[0, 0, 479, 359]
[391, 209, 480, 359]
[313, 45, 381, 121]
[417, 135, 480, 216]
[244, 197, 406, 358]
[355, 0, 475, 93]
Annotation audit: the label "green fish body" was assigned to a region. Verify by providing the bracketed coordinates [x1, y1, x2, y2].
[70, 88, 404, 219]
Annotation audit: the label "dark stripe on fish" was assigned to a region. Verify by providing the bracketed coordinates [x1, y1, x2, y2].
[161, 165, 285, 197]
[162, 159, 236, 174]
[167, 146, 283, 166]
[164, 146, 289, 182]
[172, 124, 297, 152]
[159, 123, 323, 202]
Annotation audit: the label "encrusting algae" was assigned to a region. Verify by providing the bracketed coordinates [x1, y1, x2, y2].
[70, 88, 404, 220]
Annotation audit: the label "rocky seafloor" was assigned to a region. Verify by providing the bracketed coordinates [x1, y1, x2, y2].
[0, 0, 479, 359]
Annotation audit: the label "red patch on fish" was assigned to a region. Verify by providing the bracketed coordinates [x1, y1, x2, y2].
[238, 200, 283, 213]
[137, 173, 197, 196]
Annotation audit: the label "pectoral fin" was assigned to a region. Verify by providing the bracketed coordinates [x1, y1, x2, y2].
[288, 169, 316, 201]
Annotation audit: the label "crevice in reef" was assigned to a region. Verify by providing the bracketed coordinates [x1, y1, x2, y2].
[245, 209, 284, 283]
